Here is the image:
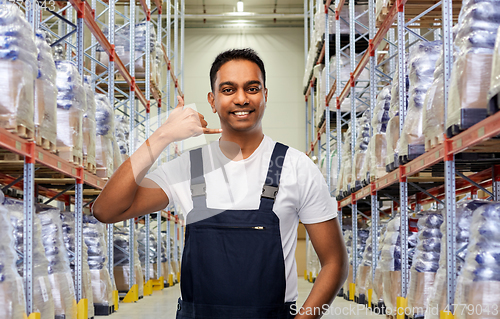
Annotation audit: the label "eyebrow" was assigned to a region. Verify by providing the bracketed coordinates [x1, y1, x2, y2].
[218, 80, 263, 90]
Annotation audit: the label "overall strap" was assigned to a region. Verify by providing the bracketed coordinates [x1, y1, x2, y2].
[261, 142, 289, 201]
[189, 148, 207, 210]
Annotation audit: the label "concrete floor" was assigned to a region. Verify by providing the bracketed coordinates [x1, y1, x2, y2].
[109, 278, 383, 318]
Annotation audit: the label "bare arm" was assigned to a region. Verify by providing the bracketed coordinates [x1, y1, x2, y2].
[92, 97, 222, 224]
[295, 218, 349, 319]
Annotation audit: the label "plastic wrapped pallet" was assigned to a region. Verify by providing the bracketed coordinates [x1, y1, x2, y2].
[319, 146, 338, 194]
[0, 197, 26, 319]
[0, 4, 37, 137]
[343, 230, 353, 293]
[95, 93, 114, 178]
[38, 207, 77, 319]
[399, 41, 441, 162]
[488, 26, 500, 113]
[356, 227, 381, 302]
[352, 111, 371, 191]
[113, 227, 144, 297]
[385, 63, 409, 171]
[407, 210, 444, 318]
[60, 211, 94, 318]
[370, 225, 388, 307]
[137, 227, 161, 280]
[340, 126, 353, 196]
[82, 76, 96, 171]
[376, 0, 391, 24]
[426, 200, 488, 319]
[380, 216, 418, 312]
[55, 60, 85, 162]
[154, 43, 164, 89]
[447, 0, 500, 134]
[34, 29, 57, 150]
[454, 202, 500, 319]
[5, 199, 55, 319]
[83, 215, 114, 312]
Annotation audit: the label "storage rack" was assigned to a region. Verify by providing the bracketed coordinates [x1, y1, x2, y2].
[304, 0, 500, 315]
[0, 0, 186, 317]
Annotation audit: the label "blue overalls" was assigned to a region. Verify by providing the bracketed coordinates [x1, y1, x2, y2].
[176, 142, 296, 319]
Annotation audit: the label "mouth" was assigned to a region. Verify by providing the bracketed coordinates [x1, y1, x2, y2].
[230, 110, 254, 119]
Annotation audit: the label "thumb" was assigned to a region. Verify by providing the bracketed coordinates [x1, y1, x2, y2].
[176, 96, 184, 109]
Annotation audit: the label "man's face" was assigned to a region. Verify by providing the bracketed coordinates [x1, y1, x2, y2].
[208, 59, 268, 134]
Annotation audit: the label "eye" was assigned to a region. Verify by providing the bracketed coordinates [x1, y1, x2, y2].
[248, 87, 260, 93]
[221, 88, 233, 94]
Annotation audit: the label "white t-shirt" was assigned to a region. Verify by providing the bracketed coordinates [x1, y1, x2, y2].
[145, 135, 337, 302]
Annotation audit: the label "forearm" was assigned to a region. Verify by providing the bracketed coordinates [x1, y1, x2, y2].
[93, 128, 173, 222]
[295, 261, 348, 319]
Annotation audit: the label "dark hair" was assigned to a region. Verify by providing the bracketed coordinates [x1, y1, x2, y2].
[209, 48, 266, 92]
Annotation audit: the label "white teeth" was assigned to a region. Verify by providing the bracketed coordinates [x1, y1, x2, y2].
[234, 111, 250, 115]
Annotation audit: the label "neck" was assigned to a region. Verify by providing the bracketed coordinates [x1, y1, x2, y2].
[219, 129, 264, 159]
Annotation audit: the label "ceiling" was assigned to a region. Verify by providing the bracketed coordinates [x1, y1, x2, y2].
[183, 0, 306, 28]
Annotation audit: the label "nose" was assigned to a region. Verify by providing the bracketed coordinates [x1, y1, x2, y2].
[233, 88, 249, 106]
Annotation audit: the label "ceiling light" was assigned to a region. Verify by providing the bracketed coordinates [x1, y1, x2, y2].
[237, 1, 244, 12]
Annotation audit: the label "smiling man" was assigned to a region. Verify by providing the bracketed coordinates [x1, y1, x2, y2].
[92, 48, 348, 319]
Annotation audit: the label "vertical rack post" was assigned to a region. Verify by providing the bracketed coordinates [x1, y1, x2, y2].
[23, 143, 35, 315]
[397, 0, 409, 301]
[335, 0, 342, 225]
[325, 3, 331, 194]
[442, 0, 455, 311]
[107, 0, 116, 287]
[174, 216, 179, 281]
[174, 0, 178, 98]
[128, 0, 137, 292]
[311, 86, 315, 144]
[309, 0, 314, 46]
[156, 4, 163, 282]
[368, 0, 378, 285]
[349, 0, 357, 287]
[144, 0, 152, 286]
[493, 166, 500, 201]
[305, 0, 309, 153]
[180, 0, 185, 93]
[166, 213, 171, 283]
[75, 6, 85, 305]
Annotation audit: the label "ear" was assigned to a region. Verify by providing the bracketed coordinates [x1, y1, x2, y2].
[207, 92, 217, 113]
[264, 88, 268, 103]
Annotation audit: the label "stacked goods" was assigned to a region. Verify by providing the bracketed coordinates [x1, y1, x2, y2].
[137, 227, 161, 280]
[344, 229, 370, 297]
[55, 60, 85, 164]
[163, 233, 176, 282]
[158, 232, 169, 282]
[488, 26, 500, 114]
[380, 217, 418, 313]
[95, 93, 115, 178]
[356, 227, 381, 304]
[342, 230, 354, 294]
[113, 227, 144, 297]
[455, 203, 500, 319]
[83, 215, 115, 314]
[0, 198, 26, 319]
[60, 211, 94, 318]
[424, 26, 459, 150]
[426, 200, 487, 319]
[115, 115, 129, 157]
[0, 4, 37, 138]
[352, 111, 371, 191]
[112, 134, 123, 174]
[34, 29, 57, 151]
[370, 225, 388, 310]
[407, 210, 444, 319]
[336, 125, 352, 197]
[447, 0, 500, 135]
[96, 23, 156, 79]
[82, 76, 96, 173]
[364, 86, 391, 182]
[5, 199, 55, 319]
[385, 61, 409, 171]
[154, 43, 164, 88]
[399, 41, 441, 163]
[38, 207, 77, 319]
[319, 146, 338, 194]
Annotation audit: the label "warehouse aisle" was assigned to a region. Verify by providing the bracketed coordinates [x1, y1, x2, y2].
[110, 278, 382, 318]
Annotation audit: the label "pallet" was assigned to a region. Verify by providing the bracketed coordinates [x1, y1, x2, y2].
[0, 152, 20, 161]
[96, 166, 111, 179]
[5, 124, 34, 140]
[398, 144, 425, 165]
[446, 108, 488, 138]
[57, 147, 83, 166]
[35, 135, 57, 153]
[376, 5, 390, 28]
[83, 156, 97, 174]
[424, 133, 444, 152]
[94, 304, 114, 316]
